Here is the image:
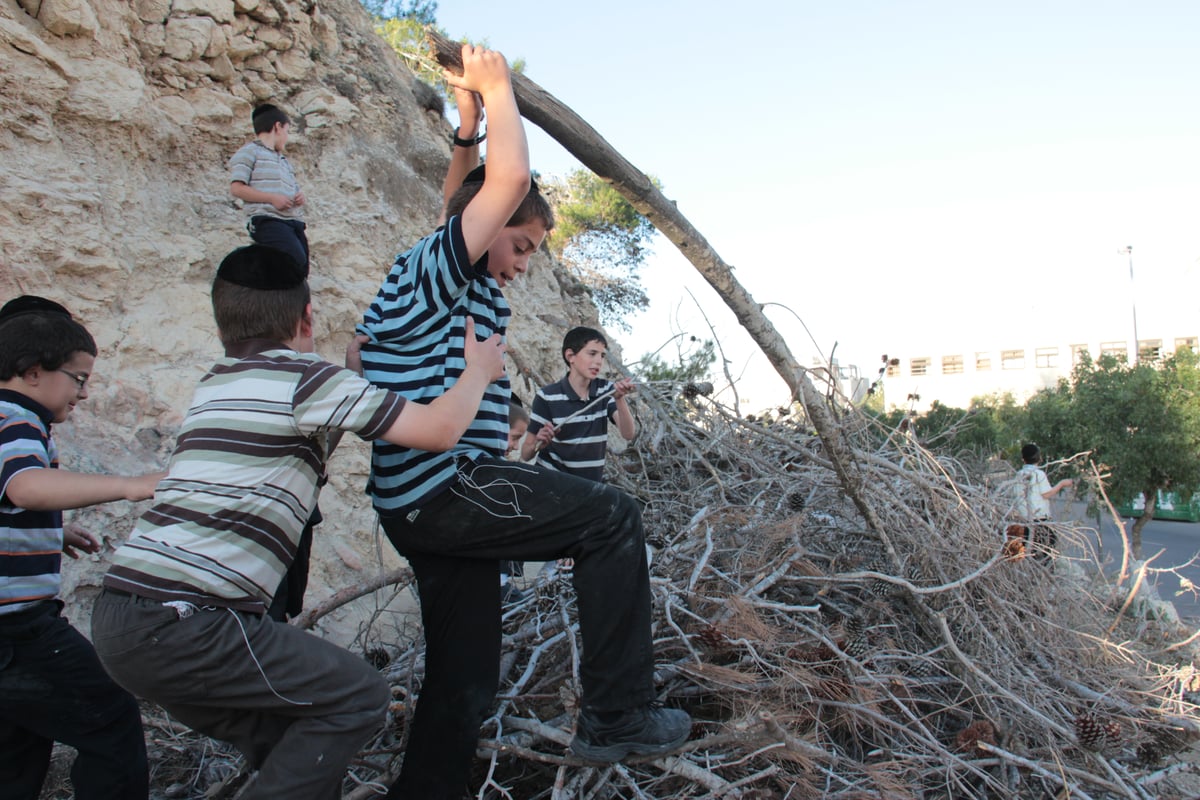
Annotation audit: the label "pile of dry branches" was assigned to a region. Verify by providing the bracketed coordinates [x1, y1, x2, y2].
[55, 381, 1200, 799]
[352, 381, 1200, 799]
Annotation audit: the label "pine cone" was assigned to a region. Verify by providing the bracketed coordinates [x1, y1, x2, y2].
[956, 720, 997, 753]
[905, 658, 936, 679]
[1074, 714, 1113, 749]
[697, 624, 731, 652]
[868, 579, 893, 597]
[843, 636, 872, 661]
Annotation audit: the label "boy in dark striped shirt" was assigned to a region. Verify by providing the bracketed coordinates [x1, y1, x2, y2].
[357, 44, 690, 800]
[523, 326, 636, 482]
[0, 296, 158, 800]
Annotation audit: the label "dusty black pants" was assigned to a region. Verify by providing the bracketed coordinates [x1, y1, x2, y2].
[0, 600, 147, 800]
[382, 457, 656, 799]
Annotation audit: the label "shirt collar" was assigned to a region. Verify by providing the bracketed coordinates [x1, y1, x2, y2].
[224, 338, 292, 359]
[0, 388, 55, 427]
[558, 373, 603, 401]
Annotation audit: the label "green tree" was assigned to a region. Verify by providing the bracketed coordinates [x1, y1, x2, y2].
[866, 392, 1027, 461]
[1027, 350, 1200, 555]
[366, 2, 525, 103]
[543, 170, 658, 331]
[369, 1, 446, 89]
[635, 337, 715, 384]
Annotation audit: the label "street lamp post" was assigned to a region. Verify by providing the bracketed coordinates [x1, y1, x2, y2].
[1121, 245, 1138, 364]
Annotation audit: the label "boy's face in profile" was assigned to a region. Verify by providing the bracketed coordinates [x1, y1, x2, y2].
[507, 418, 527, 454]
[272, 121, 290, 152]
[566, 340, 606, 382]
[486, 220, 547, 289]
[39, 351, 94, 423]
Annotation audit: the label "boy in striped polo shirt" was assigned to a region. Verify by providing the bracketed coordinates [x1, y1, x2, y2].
[357, 45, 690, 799]
[523, 326, 636, 482]
[0, 296, 158, 800]
[229, 104, 309, 269]
[90, 245, 505, 800]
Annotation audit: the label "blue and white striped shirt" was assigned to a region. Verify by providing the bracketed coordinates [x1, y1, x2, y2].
[357, 216, 511, 514]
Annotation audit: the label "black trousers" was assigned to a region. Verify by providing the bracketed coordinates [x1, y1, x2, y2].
[381, 457, 655, 799]
[248, 216, 308, 270]
[0, 600, 148, 800]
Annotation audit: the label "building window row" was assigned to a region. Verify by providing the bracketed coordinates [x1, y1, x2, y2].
[902, 336, 1198, 378]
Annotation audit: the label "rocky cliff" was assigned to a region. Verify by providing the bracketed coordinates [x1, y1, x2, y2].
[0, 0, 601, 640]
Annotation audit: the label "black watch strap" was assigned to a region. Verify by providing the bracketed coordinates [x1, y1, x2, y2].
[452, 128, 486, 147]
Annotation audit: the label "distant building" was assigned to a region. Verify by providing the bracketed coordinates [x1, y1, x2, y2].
[883, 334, 1199, 412]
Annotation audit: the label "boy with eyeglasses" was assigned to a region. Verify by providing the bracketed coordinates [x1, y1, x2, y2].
[0, 295, 161, 799]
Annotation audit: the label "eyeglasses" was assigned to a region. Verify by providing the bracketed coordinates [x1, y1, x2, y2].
[56, 368, 90, 392]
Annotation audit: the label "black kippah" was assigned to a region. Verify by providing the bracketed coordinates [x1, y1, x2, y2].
[462, 164, 486, 185]
[460, 164, 540, 193]
[217, 245, 307, 290]
[0, 295, 72, 321]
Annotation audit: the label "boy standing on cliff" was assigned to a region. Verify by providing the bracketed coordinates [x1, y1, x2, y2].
[0, 296, 159, 800]
[357, 44, 690, 799]
[229, 103, 309, 269]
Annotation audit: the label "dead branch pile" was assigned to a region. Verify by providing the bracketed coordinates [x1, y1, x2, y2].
[50, 384, 1200, 800]
[348, 383, 1200, 799]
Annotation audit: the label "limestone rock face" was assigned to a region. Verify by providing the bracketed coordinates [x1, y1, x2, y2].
[0, 0, 605, 642]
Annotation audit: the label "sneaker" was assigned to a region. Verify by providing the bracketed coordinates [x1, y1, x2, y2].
[570, 702, 691, 762]
[500, 583, 526, 605]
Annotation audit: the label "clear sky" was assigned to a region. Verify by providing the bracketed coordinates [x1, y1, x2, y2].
[435, 1, 1200, 408]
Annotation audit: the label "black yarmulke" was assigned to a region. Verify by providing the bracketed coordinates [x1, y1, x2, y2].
[463, 164, 487, 185]
[0, 295, 72, 321]
[217, 245, 307, 290]
[460, 164, 540, 193]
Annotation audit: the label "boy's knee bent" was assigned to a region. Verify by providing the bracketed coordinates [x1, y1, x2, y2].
[605, 489, 645, 542]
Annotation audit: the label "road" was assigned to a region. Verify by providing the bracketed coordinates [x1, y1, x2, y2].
[1061, 501, 1200, 621]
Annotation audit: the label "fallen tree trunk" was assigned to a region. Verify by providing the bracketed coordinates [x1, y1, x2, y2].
[425, 31, 885, 538]
[426, 30, 804, 401]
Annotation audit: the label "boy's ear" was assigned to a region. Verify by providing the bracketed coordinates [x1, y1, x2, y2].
[298, 303, 314, 338]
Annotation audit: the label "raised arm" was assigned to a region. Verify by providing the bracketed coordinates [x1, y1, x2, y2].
[438, 86, 483, 226]
[446, 45, 531, 264]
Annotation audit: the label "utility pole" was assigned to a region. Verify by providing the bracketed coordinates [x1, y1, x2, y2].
[1121, 246, 1138, 364]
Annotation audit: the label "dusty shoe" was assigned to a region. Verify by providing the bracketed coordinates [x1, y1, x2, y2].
[570, 702, 691, 762]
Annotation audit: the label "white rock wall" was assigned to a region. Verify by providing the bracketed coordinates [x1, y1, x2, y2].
[0, 0, 604, 642]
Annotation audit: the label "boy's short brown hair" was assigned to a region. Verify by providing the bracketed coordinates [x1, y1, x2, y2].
[445, 170, 555, 234]
[562, 326, 606, 366]
[212, 245, 310, 345]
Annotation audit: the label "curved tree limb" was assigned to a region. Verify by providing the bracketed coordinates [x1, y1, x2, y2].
[425, 29, 884, 539]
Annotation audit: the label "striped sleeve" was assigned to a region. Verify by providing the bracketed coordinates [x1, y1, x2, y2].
[293, 360, 406, 440]
[228, 141, 257, 185]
